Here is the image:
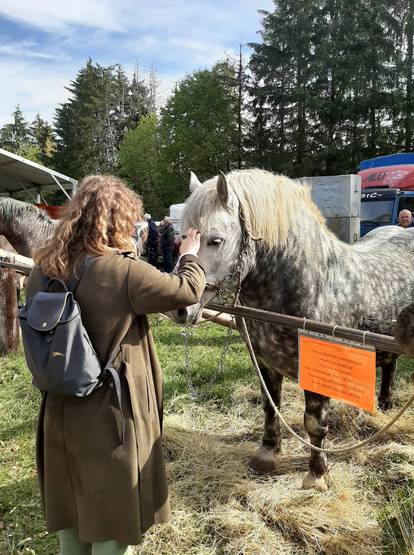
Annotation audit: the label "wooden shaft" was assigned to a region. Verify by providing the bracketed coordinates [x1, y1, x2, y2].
[207, 302, 402, 354]
[0, 249, 33, 275]
[201, 309, 238, 329]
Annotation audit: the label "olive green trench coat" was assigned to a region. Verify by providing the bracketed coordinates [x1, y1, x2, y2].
[26, 252, 206, 545]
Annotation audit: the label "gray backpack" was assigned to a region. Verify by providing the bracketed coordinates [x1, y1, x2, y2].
[19, 258, 124, 439]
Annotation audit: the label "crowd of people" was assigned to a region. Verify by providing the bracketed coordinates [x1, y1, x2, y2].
[132, 214, 181, 272]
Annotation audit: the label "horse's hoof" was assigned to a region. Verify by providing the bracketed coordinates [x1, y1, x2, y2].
[248, 446, 277, 474]
[378, 398, 393, 411]
[302, 471, 330, 492]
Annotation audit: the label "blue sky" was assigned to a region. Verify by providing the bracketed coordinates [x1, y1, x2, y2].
[0, 0, 273, 127]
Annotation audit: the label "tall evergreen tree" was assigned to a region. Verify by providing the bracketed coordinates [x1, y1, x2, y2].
[0, 105, 32, 154]
[31, 114, 56, 166]
[54, 59, 149, 179]
[248, 0, 402, 176]
[248, 1, 319, 175]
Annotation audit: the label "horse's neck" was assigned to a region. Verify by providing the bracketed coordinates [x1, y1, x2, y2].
[0, 215, 54, 258]
[241, 215, 350, 316]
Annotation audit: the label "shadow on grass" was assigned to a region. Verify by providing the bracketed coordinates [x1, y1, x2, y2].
[0, 419, 36, 442]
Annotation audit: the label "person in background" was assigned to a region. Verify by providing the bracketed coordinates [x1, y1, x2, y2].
[160, 216, 175, 273]
[144, 213, 159, 267]
[26, 175, 205, 555]
[398, 209, 414, 228]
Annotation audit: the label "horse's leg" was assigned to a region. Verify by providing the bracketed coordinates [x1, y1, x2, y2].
[378, 355, 397, 411]
[249, 369, 283, 474]
[302, 391, 331, 492]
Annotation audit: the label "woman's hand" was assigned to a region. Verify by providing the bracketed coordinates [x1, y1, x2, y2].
[180, 228, 201, 256]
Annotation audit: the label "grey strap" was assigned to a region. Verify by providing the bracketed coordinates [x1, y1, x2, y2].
[105, 347, 126, 444]
[46, 254, 126, 444]
[66, 256, 98, 292]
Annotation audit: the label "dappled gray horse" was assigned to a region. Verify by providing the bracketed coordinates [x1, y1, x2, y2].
[170, 169, 414, 491]
[0, 198, 56, 257]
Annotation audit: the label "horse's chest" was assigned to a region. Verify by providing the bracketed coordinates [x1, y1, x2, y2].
[237, 318, 298, 379]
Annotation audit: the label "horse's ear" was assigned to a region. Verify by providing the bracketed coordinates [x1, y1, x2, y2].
[216, 171, 228, 205]
[189, 171, 202, 192]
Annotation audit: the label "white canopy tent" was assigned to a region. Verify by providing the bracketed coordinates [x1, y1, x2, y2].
[0, 148, 77, 201]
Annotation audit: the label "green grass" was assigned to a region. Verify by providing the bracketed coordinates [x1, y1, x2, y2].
[0, 318, 413, 554]
[0, 318, 252, 554]
[151, 316, 252, 404]
[0, 352, 55, 555]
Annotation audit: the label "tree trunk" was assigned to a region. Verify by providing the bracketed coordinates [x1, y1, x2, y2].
[0, 255, 19, 355]
[237, 43, 243, 169]
[405, 0, 414, 150]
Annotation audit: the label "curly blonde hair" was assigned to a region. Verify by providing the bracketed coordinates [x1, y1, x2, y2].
[34, 175, 143, 278]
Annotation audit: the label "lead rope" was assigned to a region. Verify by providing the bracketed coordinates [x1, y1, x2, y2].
[236, 298, 414, 454]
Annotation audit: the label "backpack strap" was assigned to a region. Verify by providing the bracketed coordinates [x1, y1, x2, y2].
[66, 256, 99, 292]
[104, 351, 125, 443]
[47, 254, 127, 444]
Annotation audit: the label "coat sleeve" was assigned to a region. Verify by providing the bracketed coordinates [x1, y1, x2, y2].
[127, 254, 206, 315]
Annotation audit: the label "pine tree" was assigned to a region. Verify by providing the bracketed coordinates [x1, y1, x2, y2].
[248, 1, 318, 175]
[31, 114, 56, 166]
[53, 59, 149, 179]
[248, 0, 402, 175]
[0, 105, 32, 154]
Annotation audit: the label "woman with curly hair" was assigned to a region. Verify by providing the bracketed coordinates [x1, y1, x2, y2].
[26, 175, 205, 555]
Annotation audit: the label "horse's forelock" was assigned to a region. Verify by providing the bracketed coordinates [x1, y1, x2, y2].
[183, 181, 225, 233]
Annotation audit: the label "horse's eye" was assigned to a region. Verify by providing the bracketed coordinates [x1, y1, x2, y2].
[207, 238, 223, 247]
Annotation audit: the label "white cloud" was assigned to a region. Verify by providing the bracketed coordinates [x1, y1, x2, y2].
[0, 40, 69, 60]
[0, 0, 272, 36]
[0, 0, 125, 32]
[0, 58, 76, 126]
[0, 1, 274, 126]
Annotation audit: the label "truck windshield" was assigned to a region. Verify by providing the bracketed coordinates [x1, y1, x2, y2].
[361, 200, 394, 224]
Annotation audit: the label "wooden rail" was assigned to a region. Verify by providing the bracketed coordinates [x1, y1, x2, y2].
[207, 302, 402, 354]
[0, 249, 33, 275]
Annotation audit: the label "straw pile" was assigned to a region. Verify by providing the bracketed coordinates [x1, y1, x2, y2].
[137, 379, 414, 554]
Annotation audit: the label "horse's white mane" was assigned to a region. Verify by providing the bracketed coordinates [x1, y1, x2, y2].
[186, 169, 325, 249]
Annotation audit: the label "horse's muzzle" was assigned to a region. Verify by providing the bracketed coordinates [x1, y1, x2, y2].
[205, 282, 218, 292]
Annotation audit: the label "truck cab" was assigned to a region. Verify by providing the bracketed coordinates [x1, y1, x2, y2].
[361, 188, 414, 236]
[359, 153, 414, 236]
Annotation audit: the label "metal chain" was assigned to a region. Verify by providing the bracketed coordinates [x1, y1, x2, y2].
[182, 325, 199, 400]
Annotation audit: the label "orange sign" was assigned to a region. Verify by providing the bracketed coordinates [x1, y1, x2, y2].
[298, 330, 376, 412]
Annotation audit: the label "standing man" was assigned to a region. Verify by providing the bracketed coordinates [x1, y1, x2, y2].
[398, 209, 414, 228]
[160, 216, 175, 272]
[145, 213, 159, 267]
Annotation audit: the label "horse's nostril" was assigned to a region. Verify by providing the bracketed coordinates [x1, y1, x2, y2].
[177, 308, 187, 318]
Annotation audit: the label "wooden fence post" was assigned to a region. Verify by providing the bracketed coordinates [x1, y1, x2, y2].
[0, 254, 19, 355]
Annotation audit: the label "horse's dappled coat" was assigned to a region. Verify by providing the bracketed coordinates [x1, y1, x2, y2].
[0, 198, 56, 257]
[170, 169, 414, 491]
